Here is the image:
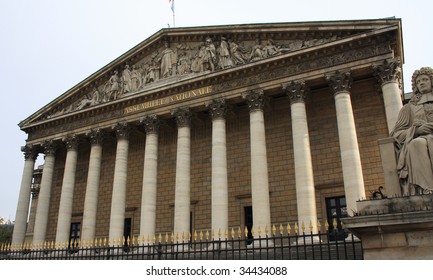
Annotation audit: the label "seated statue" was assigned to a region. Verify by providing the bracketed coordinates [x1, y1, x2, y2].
[390, 67, 433, 195]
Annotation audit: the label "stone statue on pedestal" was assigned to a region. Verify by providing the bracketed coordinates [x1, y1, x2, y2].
[391, 67, 433, 195]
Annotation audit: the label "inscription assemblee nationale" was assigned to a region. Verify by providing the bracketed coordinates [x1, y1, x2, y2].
[123, 85, 213, 114]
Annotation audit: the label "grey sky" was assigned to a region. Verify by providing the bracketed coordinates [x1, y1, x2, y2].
[0, 0, 431, 221]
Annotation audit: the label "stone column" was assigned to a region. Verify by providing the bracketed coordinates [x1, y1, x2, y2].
[108, 123, 131, 242]
[33, 140, 57, 245]
[55, 135, 79, 245]
[27, 171, 42, 235]
[283, 81, 318, 233]
[81, 129, 104, 243]
[373, 57, 403, 133]
[206, 99, 229, 235]
[243, 89, 272, 232]
[172, 107, 192, 236]
[326, 71, 366, 213]
[139, 115, 160, 244]
[12, 145, 38, 246]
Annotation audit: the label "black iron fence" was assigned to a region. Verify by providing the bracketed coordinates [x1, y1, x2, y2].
[1, 226, 363, 260]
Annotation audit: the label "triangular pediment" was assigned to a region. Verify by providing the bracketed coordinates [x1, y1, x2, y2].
[19, 19, 402, 131]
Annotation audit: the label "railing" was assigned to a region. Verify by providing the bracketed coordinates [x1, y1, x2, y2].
[0, 224, 363, 260]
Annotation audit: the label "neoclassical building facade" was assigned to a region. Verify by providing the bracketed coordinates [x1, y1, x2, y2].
[12, 19, 404, 246]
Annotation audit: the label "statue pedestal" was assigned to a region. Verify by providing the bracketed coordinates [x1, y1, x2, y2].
[342, 194, 433, 260]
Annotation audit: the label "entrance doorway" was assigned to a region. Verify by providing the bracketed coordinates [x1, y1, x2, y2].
[244, 206, 253, 245]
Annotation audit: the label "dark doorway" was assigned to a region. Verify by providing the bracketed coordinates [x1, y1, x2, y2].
[325, 196, 348, 241]
[69, 222, 81, 252]
[244, 206, 253, 245]
[123, 218, 132, 246]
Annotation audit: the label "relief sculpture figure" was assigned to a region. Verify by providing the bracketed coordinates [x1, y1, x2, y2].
[103, 70, 121, 101]
[160, 41, 176, 78]
[391, 67, 433, 195]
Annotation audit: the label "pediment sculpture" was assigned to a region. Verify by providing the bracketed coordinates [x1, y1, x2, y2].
[47, 34, 337, 119]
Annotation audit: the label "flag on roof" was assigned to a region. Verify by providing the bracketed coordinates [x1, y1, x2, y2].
[169, 0, 174, 13]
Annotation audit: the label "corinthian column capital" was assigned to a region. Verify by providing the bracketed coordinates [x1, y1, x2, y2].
[86, 128, 105, 145]
[326, 70, 352, 96]
[373, 57, 402, 85]
[42, 140, 57, 155]
[282, 80, 309, 104]
[172, 107, 192, 128]
[242, 89, 267, 112]
[206, 98, 227, 120]
[63, 135, 79, 150]
[140, 115, 160, 134]
[112, 123, 131, 140]
[21, 145, 39, 161]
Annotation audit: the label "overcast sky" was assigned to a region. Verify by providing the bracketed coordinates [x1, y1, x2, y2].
[0, 0, 432, 222]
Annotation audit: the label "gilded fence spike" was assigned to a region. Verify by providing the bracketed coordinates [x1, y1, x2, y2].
[309, 221, 314, 232]
[294, 223, 299, 234]
[244, 226, 248, 238]
[206, 230, 210, 241]
[153, 234, 156, 244]
[258, 226, 262, 237]
[317, 220, 322, 232]
[182, 232, 185, 242]
[127, 236, 130, 246]
[171, 232, 174, 243]
[218, 228, 222, 239]
[251, 227, 255, 237]
[199, 230, 204, 241]
[165, 233, 169, 243]
[175, 232, 179, 242]
[212, 229, 215, 240]
[333, 218, 338, 230]
[287, 223, 291, 234]
[131, 235, 135, 246]
[279, 224, 284, 235]
[265, 225, 270, 237]
[237, 227, 242, 238]
[188, 232, 191, 242]
[301, 221, 306, 233]
[158, 233, 162, 244]
[194, 230, 198, 241]
[231, 228, 235, 239]
[325, 220, 329, 231]
[225, 229, 228, 239]
[272, 224, 277, 236]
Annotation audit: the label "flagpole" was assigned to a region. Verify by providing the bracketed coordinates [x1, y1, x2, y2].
[173, 11, 175, 28]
